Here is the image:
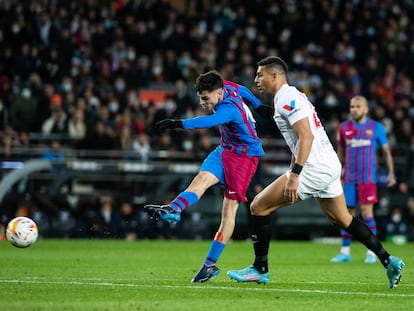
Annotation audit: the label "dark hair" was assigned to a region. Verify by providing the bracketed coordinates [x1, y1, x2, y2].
[194, 70, 224, 93]
[257, 56, 288, 74]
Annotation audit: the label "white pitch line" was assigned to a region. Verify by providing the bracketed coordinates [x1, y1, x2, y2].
[0, 279, 413, 298]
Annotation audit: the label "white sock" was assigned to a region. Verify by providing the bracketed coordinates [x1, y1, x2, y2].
[340, 246, 351, 255]
[366, 249, 375, 257]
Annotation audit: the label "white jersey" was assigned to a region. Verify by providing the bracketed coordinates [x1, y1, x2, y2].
[273, 84, 337, 166]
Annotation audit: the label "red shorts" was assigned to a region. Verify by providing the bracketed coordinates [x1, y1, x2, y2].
[343, 182, 378, 206]
[222, 149, 260, 202]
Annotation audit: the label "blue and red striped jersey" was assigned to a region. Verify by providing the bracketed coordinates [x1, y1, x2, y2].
[337, 118, 388, 183]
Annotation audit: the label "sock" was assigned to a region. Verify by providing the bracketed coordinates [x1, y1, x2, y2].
[363, 216, 377, 235]
[203, 236, 225, 266]
[251, 215, 272, 273]
[169, 191, 198, 212]
[339, 228, 352, 255]
[363, 216, 377, 256]
[346, 217, 390, 267]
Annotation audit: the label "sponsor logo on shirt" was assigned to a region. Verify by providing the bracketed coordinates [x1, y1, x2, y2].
[345, 138, 372, 147]
[283, 99, 296, 111]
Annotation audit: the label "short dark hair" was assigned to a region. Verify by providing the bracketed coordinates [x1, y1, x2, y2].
[257, 56, 288, 74]
[195, 70, 224, 93]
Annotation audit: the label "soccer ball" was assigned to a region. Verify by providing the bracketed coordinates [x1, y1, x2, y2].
[6, 217, 39, 248]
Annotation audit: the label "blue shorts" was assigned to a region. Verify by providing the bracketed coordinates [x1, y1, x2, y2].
[200, 146, 226, 184]
[343, 182, 378, 207]
[200, 146, 259, 202]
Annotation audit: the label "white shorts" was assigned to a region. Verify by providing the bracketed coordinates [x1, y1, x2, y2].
[286, 157, 343, 199]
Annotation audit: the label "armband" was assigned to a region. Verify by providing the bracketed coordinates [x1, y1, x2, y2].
[291, 163, 303, 175]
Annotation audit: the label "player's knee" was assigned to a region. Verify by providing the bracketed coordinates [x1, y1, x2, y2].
[329, 214, 352, 229]
[250, 197, 264, 215]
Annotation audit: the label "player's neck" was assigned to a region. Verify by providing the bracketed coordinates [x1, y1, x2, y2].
[354, 116, 367, 124]
[273, 81, 287, 96]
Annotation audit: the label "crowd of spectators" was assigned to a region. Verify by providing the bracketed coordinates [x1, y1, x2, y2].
[0, 0, 414, 240]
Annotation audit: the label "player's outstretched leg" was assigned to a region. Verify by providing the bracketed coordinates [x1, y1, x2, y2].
[227, 265, 269, 284]
[144, 204, 181, 224]
[191, 265, 220, 283]
[386, 256, 405, 288]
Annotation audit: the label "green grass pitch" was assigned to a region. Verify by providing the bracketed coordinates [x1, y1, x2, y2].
[0, 239, 412, 310]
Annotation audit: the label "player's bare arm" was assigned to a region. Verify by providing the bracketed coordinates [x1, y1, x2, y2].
[382, 143, 396, 187]
[284, 117, 314, 203]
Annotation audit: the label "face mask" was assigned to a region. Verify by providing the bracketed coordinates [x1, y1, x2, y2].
[183, 140, 193, 151]
[62, 82, 72, 92]
[22, 88, 31, 99]
[71, 67, 79, 77]
[391, 213, 402, 223]
[115, 82, 125, 92]
[12, 24, 20, 34]
[128, 51, 136, 61]
[164, 100, 176, 111]
[325, 95, 337, 107]
[152, 66, 162, 75]
[246, 28, 256, 40]
[109, 102, 119, 112]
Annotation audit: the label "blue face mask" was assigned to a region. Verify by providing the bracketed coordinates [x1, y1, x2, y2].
[115, 82, 125, 92]
[62, 82, 72, 93]
[109, 102, 119, 113]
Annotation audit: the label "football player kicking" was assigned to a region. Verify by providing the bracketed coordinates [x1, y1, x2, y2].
[145, 70, 265, 283]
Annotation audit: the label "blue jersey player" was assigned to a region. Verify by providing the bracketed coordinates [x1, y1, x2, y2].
[145, 70, 265, 283]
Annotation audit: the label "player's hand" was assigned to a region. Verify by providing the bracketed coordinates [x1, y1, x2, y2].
[284, 173, 299, 203]
[387, 174, 396, 187]
[155, 119, 183, 130]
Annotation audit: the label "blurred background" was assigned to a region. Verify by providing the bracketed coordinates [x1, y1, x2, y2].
[0, 0, 413, 242]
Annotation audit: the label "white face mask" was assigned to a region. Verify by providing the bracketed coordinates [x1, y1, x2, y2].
[22, 88, 31, 99]
[152, 66, 162, 75]
[391, 213, 402, 223]
[62, 82, 72, 92]
[109, 102, 119, 112]
[182, 140, 193, 151]
[128, 50, 136, 61]
[115, 82, 125, 92]
[71, 67, 79, 77]
[12, 24, 20, 34]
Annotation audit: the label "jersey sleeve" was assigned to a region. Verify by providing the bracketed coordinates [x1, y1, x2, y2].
[375, 121, 388, 146]
[337, 122, 346, 148]
[277, 87, 309, 125]
[237, 84, 261, 109]
[182, 103, 237, 129]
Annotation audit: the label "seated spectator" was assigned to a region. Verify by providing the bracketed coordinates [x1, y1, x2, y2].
[1, 133, 15, 161]
[118, 201, 140, 240]
[41, 94, 68, 135]
[0, 99, 8, 131]
[132, 132, 151, 161]
[15, 131, 33, 161]
[68, 108, 86, 140]
[78, 120, 116, 152]
[41, 140, 65, 173]
[41, 139, 65, 163]
[9, 85, 37, 132]
[115, 124, 133, 152]
[86, 196, 121, 239]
